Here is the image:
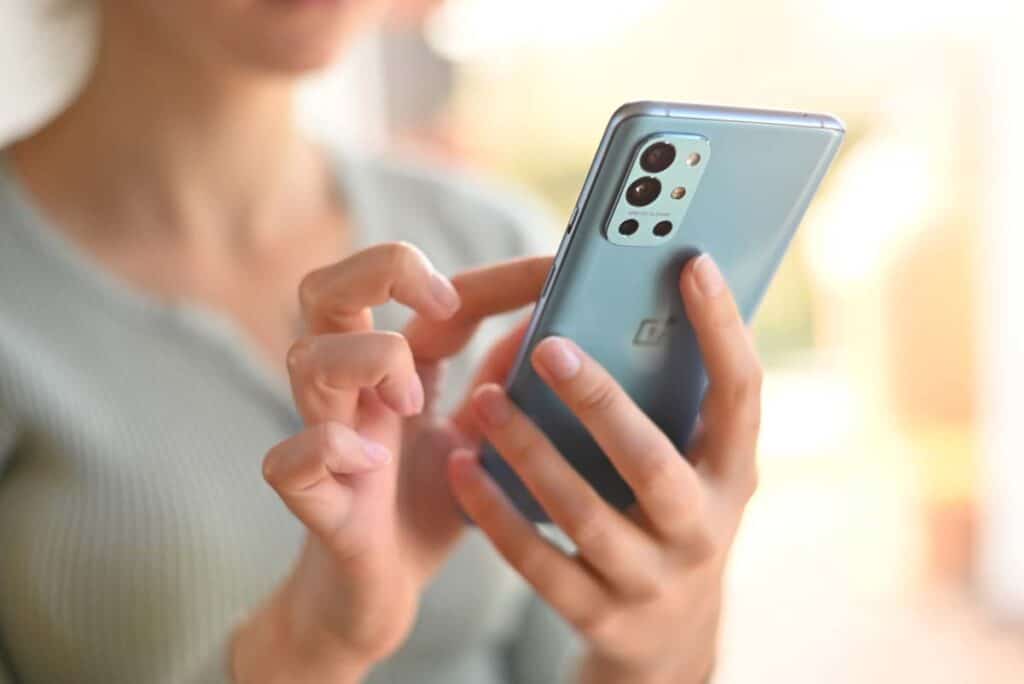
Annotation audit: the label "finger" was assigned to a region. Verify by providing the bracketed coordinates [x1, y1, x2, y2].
[299, 241, 461, 335]
[287, 331, 423, 425]
[447, 449, 612, 631]
[679, 254, 762, 490]
[531, 337, 705, 543]
[450, 316, 531, 440]
[470, 384, 664, 597]
[416, 360, 447, 415]
[404, 256, 552, 362]
[262, 422, 392, 538]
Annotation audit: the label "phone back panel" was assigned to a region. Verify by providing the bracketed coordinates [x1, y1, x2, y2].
[482, 102, 844, 522]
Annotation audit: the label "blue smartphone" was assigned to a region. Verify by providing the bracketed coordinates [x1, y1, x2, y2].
[481, 101, 845, 522]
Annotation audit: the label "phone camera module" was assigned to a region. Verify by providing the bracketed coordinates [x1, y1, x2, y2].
[618, 219, 639, 236]
[653, 220, 673, 237]
[626, 176, 661, 207]
[640, 142, 676, 173]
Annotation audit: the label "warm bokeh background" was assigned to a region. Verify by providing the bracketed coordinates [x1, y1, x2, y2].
[3, 1, 1022, 681]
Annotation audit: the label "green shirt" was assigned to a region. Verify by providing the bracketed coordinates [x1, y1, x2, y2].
[0, 150, 579, 683]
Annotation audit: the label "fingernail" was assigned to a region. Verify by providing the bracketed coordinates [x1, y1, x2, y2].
[693, 254, 724, 297]
[360, 438, 392, 465]
[536, 337, 581, 381]
[407, 375, 425, 414]
[428, 271, 461, 318]
[475, 386, 512, 426]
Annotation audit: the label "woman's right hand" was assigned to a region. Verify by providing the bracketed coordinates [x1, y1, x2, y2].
[230, 243, 550, 683]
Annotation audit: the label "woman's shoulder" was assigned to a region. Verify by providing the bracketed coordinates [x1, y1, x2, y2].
[331, 149, 560, 268]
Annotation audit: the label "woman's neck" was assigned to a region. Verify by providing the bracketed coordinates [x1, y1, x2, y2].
[9, 7, 334, 249]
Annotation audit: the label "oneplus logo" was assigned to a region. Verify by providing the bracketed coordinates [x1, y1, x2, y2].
[633, 317, 676, 346]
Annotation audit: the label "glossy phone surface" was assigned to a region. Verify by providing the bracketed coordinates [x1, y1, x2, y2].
[482, 101, 844, 522]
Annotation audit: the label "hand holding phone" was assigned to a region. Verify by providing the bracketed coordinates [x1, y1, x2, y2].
[448, 252, 761, 684]
[480, 101, 843, 521]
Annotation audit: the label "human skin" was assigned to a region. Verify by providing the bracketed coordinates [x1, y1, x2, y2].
[249, 247, 760, 683]
[9, 2, 762, 682]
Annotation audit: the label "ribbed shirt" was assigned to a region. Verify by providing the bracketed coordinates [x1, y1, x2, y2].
[0, 150, 579, 684]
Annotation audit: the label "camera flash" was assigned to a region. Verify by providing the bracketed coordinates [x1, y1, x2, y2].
[671, 186, 687, 200]
[686, 153, 701, 166]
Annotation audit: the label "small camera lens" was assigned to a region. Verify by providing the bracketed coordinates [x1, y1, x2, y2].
[653, 220, 673, 237]
[626, 176, 661, 207]
[640, 142, 676, 173]
[618, 219, 639, 236]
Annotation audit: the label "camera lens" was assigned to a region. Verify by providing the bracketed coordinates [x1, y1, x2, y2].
[653, 220, 673, 237]
[640, 142, 676, 173]
[626, 176, 661, 207]
[618, 219, 639, 236]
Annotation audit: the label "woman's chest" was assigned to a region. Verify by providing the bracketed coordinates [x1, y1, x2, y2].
[0, 316, 528, 682]
[89, 220, 348, 369]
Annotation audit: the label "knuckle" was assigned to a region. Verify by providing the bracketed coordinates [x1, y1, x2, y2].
[621, 566, 664, 602]
[688, 526, 719, 564]
[261, 450, 281, 486]
[737, 465, 760, 503]
[471, 485, 502, 522]
[657, 480, 707, 540]
[574, 606, 617, 643]
[262, 442, 296, 488]
[742, 403, 763, 435]
[708, 297, 740, 329]
[297, 269, 323, 314]
[377, 330, 412, 361]
[565, 505, 611, 554]
[575, 380, 618, 416]
[509, 541, 550, 582]
[734, 360, 764, 401]
[381, 241, 422, 272]
[286, 337, 315, 375]
[632, 453, 682, 502]
[508, 429, 544, 467]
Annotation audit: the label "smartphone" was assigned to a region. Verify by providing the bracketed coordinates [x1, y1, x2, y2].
[481, 101, 845, 522]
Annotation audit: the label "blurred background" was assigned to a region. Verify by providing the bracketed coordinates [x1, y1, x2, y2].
[2, 0, 1022, 681]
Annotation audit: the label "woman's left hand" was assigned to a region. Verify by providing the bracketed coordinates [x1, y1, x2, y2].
[448, 254, 762, 684]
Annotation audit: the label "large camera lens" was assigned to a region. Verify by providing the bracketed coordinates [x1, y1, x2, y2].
[626, 176, 661, 207]
[640, 142, 676, 173]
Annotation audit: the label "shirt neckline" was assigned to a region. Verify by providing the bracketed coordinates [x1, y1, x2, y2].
[0, 147, 383, 418]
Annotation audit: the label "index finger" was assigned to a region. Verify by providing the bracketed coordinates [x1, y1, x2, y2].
[680, 254, 763, 488]
[299, 241, 462, 335]
[404, 255, 552, 362]
[530, 337, 703, 541]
